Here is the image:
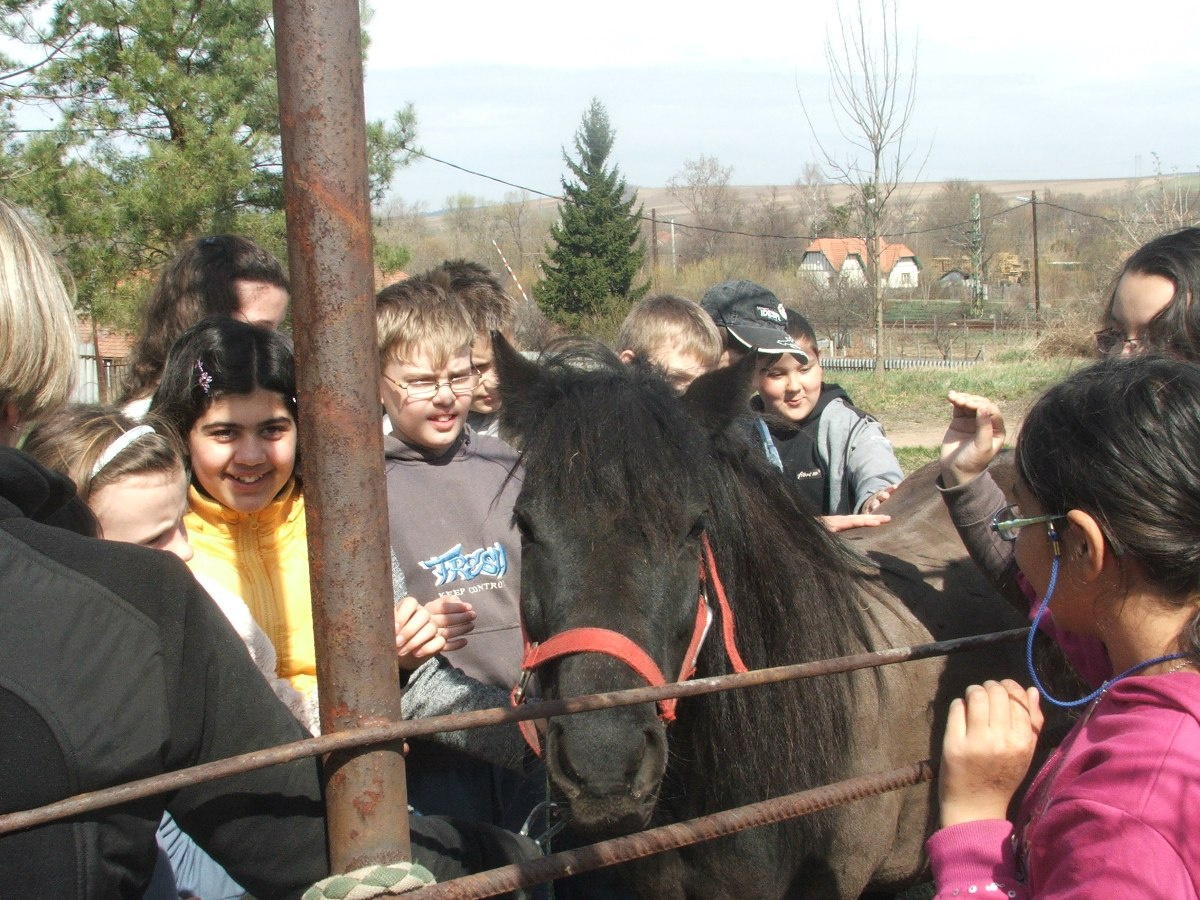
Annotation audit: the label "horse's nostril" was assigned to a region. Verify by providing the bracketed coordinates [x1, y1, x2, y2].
[548, 727, 585, 800]
[629, 725, 667, 801]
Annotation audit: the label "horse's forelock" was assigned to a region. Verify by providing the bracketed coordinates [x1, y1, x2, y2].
[519, 359, 714, 550]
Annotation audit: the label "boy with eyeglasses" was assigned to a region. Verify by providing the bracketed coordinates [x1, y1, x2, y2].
[374, 277, 528, 828]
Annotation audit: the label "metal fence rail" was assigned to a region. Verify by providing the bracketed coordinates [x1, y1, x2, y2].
[0, 628, 1025, 836]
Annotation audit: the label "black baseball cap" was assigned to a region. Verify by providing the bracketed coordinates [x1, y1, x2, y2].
[700, 280, 810, 363]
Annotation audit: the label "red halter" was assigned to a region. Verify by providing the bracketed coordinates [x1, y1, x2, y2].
[511, 533, 748, 755]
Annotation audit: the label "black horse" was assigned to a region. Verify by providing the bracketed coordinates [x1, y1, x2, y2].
[496, 338, 1032, 899]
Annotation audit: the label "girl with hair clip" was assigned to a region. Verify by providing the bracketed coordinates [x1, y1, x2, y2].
[150, 319, 525, 765]
[929, 355, 1200, 898]
[151, 316, 455, 697]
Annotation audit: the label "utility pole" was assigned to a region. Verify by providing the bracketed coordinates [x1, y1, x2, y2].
[970, 192, 983, 318]
[1030, 191, 1041, 337]
[650, 208, 659, 289]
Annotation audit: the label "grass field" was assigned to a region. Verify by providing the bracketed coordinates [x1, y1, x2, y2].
[833, 351, 1081, 439]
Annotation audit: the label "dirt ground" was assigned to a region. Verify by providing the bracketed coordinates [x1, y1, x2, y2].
[885, 407, 1029, 448]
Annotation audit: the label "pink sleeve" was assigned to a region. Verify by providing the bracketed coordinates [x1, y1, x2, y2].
[1026, 799, 1196, 898]
[927, 820, 1027, 899]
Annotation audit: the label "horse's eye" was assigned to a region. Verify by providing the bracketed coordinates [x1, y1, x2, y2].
[687, 518, 705, 541]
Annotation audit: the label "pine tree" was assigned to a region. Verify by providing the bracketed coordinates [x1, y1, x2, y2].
[535, 99, 647, 330]
[2, 0, 416, 329]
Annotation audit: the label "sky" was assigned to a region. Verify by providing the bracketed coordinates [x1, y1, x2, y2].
[362, 0, 1200, 212]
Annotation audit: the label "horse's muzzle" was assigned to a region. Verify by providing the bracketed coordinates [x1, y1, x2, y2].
[545, 715, 667, 836]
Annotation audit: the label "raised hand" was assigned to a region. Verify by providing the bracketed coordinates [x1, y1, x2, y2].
[940, 391, 1007, 488]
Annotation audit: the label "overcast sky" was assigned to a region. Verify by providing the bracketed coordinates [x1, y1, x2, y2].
[363, 0, 1199, 211]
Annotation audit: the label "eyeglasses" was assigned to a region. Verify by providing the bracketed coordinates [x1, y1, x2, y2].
[383, 370, 480, 400]
[990, 504, 1067, 542]
[1094, 328, 1143, 355]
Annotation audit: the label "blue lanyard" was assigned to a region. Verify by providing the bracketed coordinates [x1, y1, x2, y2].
[1026, 556, 1186, 708]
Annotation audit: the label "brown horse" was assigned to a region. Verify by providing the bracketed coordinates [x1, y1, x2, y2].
[496, 339, 1035, 899]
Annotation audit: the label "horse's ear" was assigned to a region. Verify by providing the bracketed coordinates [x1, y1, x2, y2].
[494, 331, 550, 443]
[681, 351, 756, 437]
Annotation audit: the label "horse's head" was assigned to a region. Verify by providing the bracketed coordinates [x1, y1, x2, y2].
[496, 336, 756, 836]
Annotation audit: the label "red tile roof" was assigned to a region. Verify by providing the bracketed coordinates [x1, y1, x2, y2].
[804, 237, 918, 274]
[76, 317, 136, 360]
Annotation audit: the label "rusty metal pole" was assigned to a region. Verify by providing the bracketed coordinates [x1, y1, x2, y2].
[273, 0, 410, 871]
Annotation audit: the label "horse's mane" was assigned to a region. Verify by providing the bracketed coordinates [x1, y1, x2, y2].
[508, 341, 872, 828]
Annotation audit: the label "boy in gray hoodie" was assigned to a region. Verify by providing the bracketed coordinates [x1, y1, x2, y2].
[374, 276, 528, 829]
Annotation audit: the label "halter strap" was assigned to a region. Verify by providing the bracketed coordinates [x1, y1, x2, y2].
[511, 532, 748, 756]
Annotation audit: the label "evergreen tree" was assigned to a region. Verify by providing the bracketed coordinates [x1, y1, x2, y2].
[535, 99, 647, 330]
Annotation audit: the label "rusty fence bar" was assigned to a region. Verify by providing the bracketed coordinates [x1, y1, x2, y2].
[0, 628, 1025, 836]
[273, 0, 410, 872]
[411, 760, 937, 899]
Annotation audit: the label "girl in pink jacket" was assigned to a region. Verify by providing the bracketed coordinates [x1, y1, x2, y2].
[929, 355, 1200, 898]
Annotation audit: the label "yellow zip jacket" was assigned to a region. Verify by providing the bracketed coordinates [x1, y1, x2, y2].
[184, 479, 316, 695]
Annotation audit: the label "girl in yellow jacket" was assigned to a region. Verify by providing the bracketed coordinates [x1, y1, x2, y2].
[152, 317, 454, 698]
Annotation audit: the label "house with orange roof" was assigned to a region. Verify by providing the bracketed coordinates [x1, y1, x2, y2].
[75, 316, 137, 404]
[799, 237, 920, 289]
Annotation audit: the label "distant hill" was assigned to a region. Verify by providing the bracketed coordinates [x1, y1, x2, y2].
[421, 175, 1146, 229]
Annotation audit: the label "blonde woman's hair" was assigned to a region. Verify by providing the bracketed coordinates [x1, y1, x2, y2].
[23, 405, 184, 503]
[374, 277, 475, 369]
[0, 199, 77, 422]
[616, 294, 722, 368]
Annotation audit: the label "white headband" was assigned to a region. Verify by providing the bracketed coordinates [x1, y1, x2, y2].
[91, 425, 157, 479]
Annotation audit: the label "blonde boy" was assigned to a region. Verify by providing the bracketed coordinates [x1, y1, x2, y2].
[616, 293, 721, 393]
[374, 278, 526, 826]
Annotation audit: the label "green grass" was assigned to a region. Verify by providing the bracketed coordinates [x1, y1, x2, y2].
[834, 356, 1080, 421]
[895, 445, 940, 474]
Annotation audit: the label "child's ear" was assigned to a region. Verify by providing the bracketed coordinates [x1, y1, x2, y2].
[618, 349, 636, 365]
[1065, 509, 1108, 581]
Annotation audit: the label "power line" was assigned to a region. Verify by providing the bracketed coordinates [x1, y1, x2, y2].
[405, 148, 1121, 243]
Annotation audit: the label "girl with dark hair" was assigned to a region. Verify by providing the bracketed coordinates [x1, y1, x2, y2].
[151, 318, 520, 748]
[151, 317, 444, 694]
[930, 356, 1200, 897]
[121, 234, 291, 416]
[1097, 226, 1200, 360]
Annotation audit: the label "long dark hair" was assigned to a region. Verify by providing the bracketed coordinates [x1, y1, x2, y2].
[1017, 355, 1200, 659]
[1104, 227, 1200, 361]
[121, 234, 289, 403]
[150, 317, 298, 467]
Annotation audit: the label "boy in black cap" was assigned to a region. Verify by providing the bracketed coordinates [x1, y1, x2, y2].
[700, 279, 811, 364]
[700, 280, 894, 532]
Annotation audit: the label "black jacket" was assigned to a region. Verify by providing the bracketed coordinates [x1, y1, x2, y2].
[0, 448, 329, 898]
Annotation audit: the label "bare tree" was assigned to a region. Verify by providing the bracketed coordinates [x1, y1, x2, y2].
[800, 0, 919, 371]
[794, 162, 847, 238]
[667, 155, 743, 262]
[1115, 154, 1200, 248]
[748, 186, 802, 271]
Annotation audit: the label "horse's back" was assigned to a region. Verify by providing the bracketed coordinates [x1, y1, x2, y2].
[831, 457, 1029, 892]
[843, 454, 1022, 643]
